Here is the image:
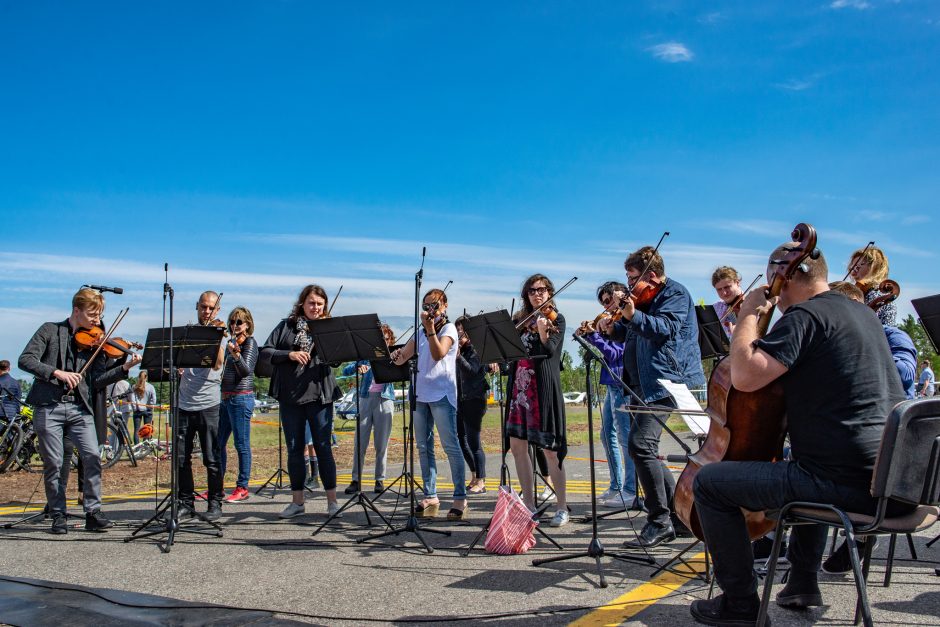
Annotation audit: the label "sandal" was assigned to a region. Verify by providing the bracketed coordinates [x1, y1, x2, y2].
[468, 481, 487, 495]
[416, 500, 440, 518]
[446, 504, 470, 521]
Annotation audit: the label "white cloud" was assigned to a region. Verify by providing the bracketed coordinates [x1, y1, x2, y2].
[830, 0, 872, 9]
[775, 78, 816, 92]
[901, 214, 931, 226]
[647, 42, 694, 63]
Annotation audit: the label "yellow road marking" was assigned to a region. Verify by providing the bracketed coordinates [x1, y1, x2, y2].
[568, 553, 707, 627]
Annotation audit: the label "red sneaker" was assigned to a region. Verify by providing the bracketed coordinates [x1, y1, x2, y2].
[224, 487, 250, 503]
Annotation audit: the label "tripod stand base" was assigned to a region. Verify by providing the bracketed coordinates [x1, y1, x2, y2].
[124, 493, 223, 553]
[2, 505, 82, 529]
[255, 467, 288, 498]
[532, 537, 656, 588]
[311, 490, 392, 536]
[360, 513, 451, 553]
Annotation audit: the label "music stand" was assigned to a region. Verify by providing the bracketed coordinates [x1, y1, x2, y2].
[310, 314, 393, 536]
[695, 305, 729, 360]
[371, 344, 420, 500]
[912, 294, 940, 354]
[125, 323, 225, 551]
[462, 310, 563, 556]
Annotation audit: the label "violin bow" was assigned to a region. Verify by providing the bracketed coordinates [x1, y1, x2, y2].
[77, 307, 131, 379]
[514, 276, 578, 331]
[327, 285, 343, 316]
[842, 241, 874, 282]
[626, 231, 669, 297]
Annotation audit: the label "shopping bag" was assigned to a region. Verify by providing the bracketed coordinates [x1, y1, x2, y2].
[484, 485, 538, 554]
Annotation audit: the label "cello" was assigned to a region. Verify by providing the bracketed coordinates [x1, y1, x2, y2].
[673, 223, 818, 541]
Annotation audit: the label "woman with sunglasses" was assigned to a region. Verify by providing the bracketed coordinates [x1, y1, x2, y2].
[391, 289, 468, 520]
[508, 274, 569, 526]
[218, 306, 259, 503]
[260, 285, 341, 519]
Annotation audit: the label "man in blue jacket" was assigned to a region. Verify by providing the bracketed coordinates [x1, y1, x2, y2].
[599, 246, 706, 547]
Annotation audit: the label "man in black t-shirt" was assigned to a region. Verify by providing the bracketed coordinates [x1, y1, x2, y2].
[689, 243, 907, 627]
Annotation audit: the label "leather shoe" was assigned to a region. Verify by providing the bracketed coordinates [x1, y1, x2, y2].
[690, 593, 765, 626]
[84, 510, 114, 532]
[50, 513, 68, 535]
[344, 480, 360, 495]
[203, 501, 222, 522]
[775, 571, 822, 608]
[374, 480, 385, 493]
[624, 522, 676, 549]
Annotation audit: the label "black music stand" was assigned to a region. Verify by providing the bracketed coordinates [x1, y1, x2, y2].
[310, 314, 393, 535]
[371, 344, 421, 500]
[695, 305, 730, 360]
[462, 310, 563, 556]
[125, 323, 225, 552]
[912, 294, 940, 355]
[531, 334, 655, 587]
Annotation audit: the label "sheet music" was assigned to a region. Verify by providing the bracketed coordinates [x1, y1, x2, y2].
[657, 379, 709, 435]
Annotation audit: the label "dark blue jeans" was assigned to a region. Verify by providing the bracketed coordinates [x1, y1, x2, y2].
[219, 394, 254, 489]
[628, 397, 676, 527]
[693, 460, 885, 599]
[280, 401, 336, 491]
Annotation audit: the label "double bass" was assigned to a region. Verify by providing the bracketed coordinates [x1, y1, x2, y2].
[673, 223, 818, 541]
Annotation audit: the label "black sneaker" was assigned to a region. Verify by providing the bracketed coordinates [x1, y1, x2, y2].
[50, 513, 68, 535]
[344, 480, 360, 495]
[821, 537, 878, 575]
[776, 571, 823, 608]
[690, 593, 765, 626]
[374, 480, 385, 493]
[84, 510, 114, 532]
[203, 501, 222, 522]
[753, 536, 788, 561]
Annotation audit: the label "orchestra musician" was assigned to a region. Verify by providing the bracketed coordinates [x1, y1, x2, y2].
[454, 315, 490, 495]
[261, 285, 341, 519]
[711, 266, 744, 339]
[218, 306, 259, 503]
[848, 245, 897, 326]
[506, 274, 570, 526]
[177, 291, 227, 522]
[342, 323, 397, 495]
[598, 246, 705, 547]
[17, 287, 141, 534]
[688, 244, 911, 626]
[391, 289, 468, 520]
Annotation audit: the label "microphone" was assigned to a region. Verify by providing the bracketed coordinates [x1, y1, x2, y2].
[84, 284, 124, 294]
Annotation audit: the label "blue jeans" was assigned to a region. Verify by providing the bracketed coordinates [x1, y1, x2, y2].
[281, 401, 336, 491]
[601, 386, 636, 495]
[414, 397, 466, 500]
[692, 460, 912, 598]
[218, 394, 254, 489]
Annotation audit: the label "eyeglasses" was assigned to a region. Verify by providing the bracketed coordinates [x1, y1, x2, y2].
[231, 319, 245, 326]
[527, 287, 549, 296]
[422, 303, 440, 312]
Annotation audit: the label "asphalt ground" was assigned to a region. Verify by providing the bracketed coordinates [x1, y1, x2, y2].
[1, 431, 939, 626]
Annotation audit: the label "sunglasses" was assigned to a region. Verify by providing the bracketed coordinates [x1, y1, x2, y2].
[230, 319, 245, 326]
[422, 303, 440, 312]
[527, 287, 549, 295]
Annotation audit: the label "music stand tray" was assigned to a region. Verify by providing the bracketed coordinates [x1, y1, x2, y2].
[695, 305, 729, 360]
[308, 314, 394, 535]
[912, 294, 940, 354]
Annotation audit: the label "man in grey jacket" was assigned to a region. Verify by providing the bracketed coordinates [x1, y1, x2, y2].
[18, 287, 140, 534]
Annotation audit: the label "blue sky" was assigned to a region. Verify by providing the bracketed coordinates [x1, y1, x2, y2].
[2, 1, 938, 377]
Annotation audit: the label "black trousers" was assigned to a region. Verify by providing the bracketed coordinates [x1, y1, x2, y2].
[177, 405, 223, 506]
[457, 397, 487, 478]
[628, 397, 677, 527]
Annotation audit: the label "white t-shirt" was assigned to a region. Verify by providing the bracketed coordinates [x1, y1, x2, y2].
[416, 322, 458, 407]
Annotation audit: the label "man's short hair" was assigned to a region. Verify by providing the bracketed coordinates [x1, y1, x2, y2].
[769, 243, 828, 285]
[72, 287, 104, 313]
[625, 246, 665, 277]
[0, 360, 10, 371]
[828, 281, 864, 303]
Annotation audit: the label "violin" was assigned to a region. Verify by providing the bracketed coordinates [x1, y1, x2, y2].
[717, 274, 764, 324]
[514, 276, 577, 334]
[523, 304, 559, 334]
[869, 279, 900, 311]
[75, 326, 143, 360]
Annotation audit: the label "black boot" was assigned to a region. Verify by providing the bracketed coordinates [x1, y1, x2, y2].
[204, 500, 222, 522]
[691, 593, 765, 626]
[85, 510, 114, 532]
[50, 512, 68, 535]
[776, 569, 823, 608]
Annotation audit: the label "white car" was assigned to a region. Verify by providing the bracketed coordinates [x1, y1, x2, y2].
[563, 392, 586, 405]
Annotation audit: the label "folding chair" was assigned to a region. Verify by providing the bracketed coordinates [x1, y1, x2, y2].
[756, 398, 940, 627]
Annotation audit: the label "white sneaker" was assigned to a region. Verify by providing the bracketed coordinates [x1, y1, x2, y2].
[550, 509, 570, 527]
[539, 485, 556, 502]
[601, 491, 636, 508]
[278, 502, 305, 519]
[598, 488, 617, 502]
[326, 501, 342, 518]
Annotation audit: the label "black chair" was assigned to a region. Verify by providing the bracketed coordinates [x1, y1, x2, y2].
[757, 398, 940, 627]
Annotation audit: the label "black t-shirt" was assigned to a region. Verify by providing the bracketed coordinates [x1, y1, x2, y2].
[756, 291, 904, 488]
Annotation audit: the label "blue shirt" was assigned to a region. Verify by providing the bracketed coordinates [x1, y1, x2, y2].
[883, 325, 917, 399]
[920, 366, 935, 397]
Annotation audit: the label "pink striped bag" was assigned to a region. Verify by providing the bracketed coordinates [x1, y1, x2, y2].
[484, 486, 538, 554]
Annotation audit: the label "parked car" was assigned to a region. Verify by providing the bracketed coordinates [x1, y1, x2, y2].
[254, 396, 279, 413]
[563, 391, 586, 405]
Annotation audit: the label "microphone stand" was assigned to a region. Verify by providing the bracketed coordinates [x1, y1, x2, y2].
[532, 334, 655, 588]
[360, 247, 450, 552]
